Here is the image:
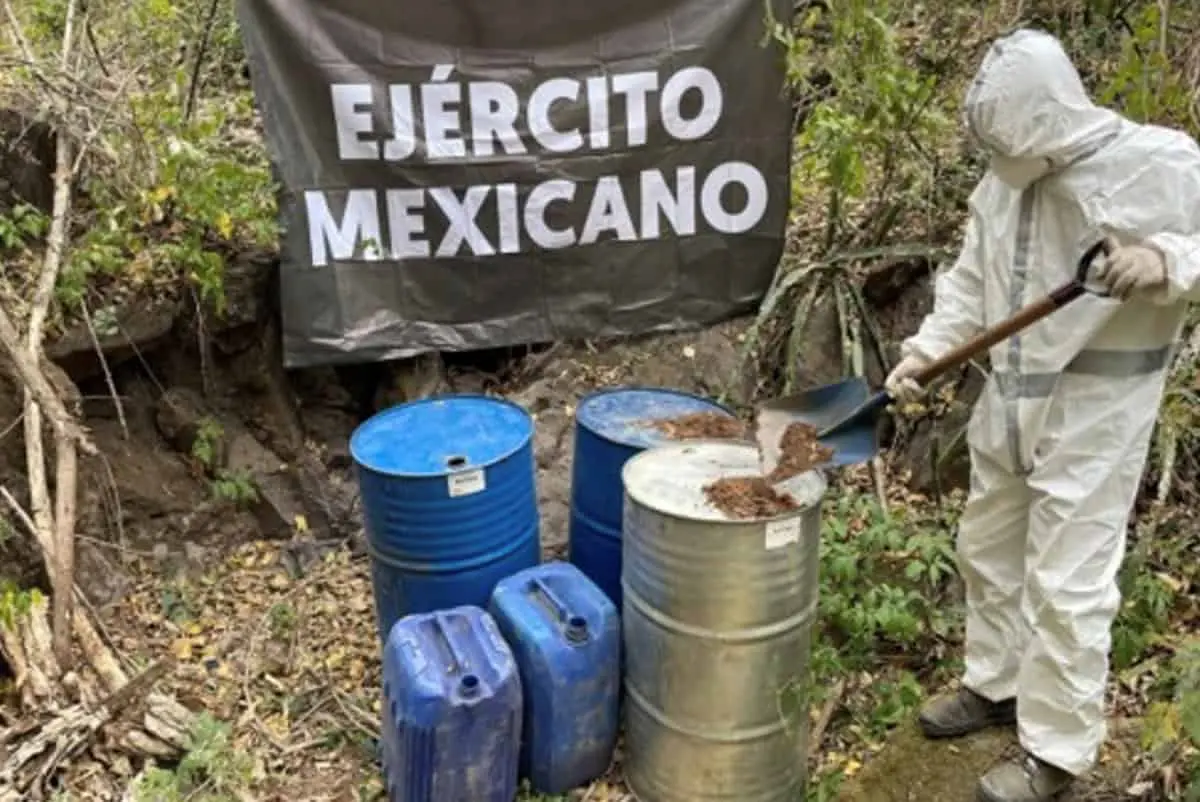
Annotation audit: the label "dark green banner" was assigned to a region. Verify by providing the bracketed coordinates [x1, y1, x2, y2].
[237, 0, 794, 367]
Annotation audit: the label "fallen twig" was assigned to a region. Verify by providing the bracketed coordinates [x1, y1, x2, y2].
[514, 342, 565, 383]
[0, 660, 167, 799]
[79, 299, 128, 439]
[808, 678, 848, 762]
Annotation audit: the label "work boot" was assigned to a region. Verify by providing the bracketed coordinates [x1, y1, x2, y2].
[917, 687, 1016, 738]
[977, 752, 1074, 802]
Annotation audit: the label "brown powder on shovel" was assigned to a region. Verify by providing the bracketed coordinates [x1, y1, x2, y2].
[766, 423, 835, 482]
[649, 412, 746, 440]
[702, 422, 833, 519]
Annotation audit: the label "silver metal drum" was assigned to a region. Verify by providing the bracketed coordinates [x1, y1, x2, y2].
[620, 440, 825, 802]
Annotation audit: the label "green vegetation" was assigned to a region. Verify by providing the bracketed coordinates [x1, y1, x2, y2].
[806, 480, 1200, 798]
[1, 0, 276, 330]
[189, 415, 259, 504]
[0, 580, 43, 629]
[746, 4, 1200, 796]
[132, 713, 255, 802]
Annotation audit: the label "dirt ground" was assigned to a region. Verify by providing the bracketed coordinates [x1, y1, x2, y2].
[837, 719, 1146, 802]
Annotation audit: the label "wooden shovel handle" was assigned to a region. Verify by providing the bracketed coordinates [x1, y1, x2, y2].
[912, 296, 1061, 385]
[910, 239, 1113, 387]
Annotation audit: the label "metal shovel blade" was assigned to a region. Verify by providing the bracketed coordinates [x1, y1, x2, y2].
[754, 377, 881, 472]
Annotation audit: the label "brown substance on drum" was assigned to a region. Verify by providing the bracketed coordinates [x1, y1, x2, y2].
[703, 476, 800, 518]
[767, 422, 835, 482]
[702, 422, 831, 519]
[650, 411, 746, 440]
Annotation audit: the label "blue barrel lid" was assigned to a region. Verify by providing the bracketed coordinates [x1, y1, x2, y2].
[576, 387, 734, 449]
[351, 394, 533, 477]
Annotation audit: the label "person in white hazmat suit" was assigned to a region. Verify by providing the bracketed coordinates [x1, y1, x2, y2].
[886, 29, 1200, 802]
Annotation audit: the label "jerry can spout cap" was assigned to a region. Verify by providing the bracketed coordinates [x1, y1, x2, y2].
[565, 616, 589, 644]
[459, 674, 481, 697]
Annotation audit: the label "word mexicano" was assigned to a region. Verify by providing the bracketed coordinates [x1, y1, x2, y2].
[305, 165, 767, 265]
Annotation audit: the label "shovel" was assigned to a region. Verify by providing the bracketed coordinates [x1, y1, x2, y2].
[755, 238, 1114, 471]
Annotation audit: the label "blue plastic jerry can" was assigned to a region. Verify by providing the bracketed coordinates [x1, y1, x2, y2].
[489, 561, 621, 795]
[380, 605, 522, 802]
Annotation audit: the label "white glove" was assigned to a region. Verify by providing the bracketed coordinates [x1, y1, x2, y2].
[885, 354, 930, 404]
[1094, 240, 1167, 300]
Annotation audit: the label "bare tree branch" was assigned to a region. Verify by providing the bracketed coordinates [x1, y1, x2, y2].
[2, 0, 86, 666]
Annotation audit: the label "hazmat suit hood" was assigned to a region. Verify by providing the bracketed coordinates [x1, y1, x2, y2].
[964, 29, 1122, 168]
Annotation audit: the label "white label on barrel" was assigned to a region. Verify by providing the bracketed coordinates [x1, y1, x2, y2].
[447, 468, 486, 497]
[764, 517, 802, 550]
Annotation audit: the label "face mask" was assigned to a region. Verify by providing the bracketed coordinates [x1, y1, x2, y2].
[990, 153, 1053, 190]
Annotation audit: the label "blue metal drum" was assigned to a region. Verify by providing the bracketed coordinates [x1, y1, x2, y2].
[351, 394, 541, 644]
[567, 387, 736, 608]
